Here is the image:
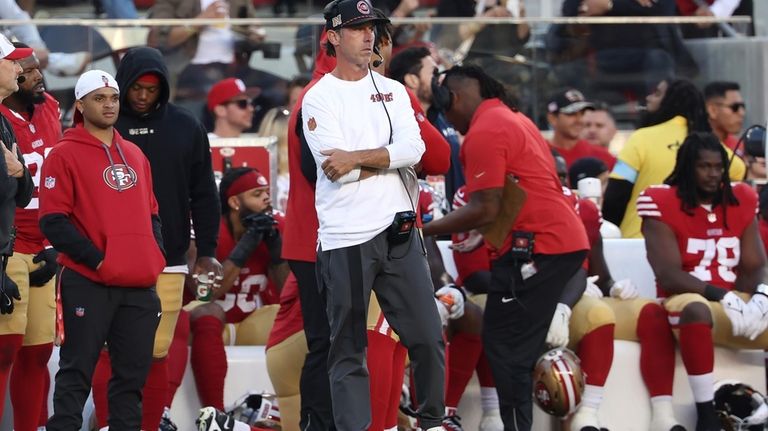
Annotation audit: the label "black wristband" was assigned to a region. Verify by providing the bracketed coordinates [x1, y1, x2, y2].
[703, 284, 728, 301]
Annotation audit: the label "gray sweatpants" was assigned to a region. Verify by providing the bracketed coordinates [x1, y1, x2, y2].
[316, 229, 445, 430]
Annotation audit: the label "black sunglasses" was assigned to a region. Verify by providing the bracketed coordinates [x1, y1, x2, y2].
[718, 102, 746, 113]
[225, 99, 254, 109]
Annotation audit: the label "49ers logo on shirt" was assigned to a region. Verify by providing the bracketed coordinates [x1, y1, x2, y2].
[103, 164, 138, 190]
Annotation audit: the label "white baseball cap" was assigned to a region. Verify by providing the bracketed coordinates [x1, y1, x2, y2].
[0, 34, 33, 60]
[74, 69, 119, 100]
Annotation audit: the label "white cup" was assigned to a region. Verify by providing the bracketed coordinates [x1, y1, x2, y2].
[577, 177, 602, 200]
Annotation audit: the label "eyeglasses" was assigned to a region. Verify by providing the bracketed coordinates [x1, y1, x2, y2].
[717, 102, 746, 113]
[225, 99, 254, 110]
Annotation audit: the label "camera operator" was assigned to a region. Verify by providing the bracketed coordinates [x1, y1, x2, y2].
[300, 0, 445, 429]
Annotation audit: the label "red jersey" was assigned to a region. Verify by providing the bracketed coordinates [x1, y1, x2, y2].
[638, 183, 757, 296]
[550, 139, 616, 171]
[450, 186, 490, 285]
[215, 215, 282, 323]
[0, 94, 61, 254]
[461, 99, 589, 255]
[266, 272, 303, 349]
[577, 197, 602, 247]
[39, 126, 165, 287]
[408, 88, 450, 176]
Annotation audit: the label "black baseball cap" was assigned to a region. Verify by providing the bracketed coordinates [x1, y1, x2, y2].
[548, 89, 594, 114]
[324, 0, 388, 31]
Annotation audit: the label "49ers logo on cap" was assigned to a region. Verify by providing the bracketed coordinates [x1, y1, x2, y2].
[357, 0, 370, 14]
[103, 164, 138, 190]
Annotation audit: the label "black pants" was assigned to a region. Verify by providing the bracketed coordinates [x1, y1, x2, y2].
[483, 250, 587, 431]
[288, 259, 336, 431]
[47, 268, 161, 431]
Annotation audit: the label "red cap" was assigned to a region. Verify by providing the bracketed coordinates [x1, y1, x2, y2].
[0, 34, 32, 60]
[207, 78, 250, 112]
[226, 170, 269, 198]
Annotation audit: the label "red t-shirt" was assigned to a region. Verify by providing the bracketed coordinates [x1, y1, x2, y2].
[550, 139, 616, 171]
[450, 186, 490, 285]
[215, 216, 282, 323]
[460, 99, 589, 255]
[266, 272, 303, 349]
[39, 126, 165, 287]
[0, 94, 61, 254]
[638, 183, 757, 296]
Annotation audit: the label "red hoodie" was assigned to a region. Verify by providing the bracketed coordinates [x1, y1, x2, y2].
[39, 125, 165, 287]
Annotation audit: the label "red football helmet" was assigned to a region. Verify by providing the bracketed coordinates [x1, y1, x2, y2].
[532, 348, 586, 418]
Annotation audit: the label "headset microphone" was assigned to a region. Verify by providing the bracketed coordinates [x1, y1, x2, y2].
[372, 46, 383, 68]
[17, 75, 25, 84]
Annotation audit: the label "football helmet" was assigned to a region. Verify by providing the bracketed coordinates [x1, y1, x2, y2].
[228, 391, 282, 430]
[714, 380, 768, 431]
[532, 348, 586, 418]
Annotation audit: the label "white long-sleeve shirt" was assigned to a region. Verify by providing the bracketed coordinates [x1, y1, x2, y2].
[302, 70, 424, 250]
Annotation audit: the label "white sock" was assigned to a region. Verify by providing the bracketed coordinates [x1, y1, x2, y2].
[384, 427, 398, 431]
[650, 396, 680, 431]
[233, 421, 251, 431]
[571, 406, 600, 430]
[580, 384, 605, 410]
[445, 406, 458, 416]
[480, 386, 499, 412]
[688, 373, 714, 403]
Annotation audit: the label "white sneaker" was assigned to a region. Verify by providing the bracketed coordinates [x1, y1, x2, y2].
[479, 408, 504, 431]
[47, 52, 92, 76]
[570, 406, 600, 431]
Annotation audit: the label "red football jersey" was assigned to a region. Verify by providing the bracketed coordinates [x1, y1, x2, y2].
[266, 272, 303, 349]
[0, 94, 62, 254]
[215, 214, 282, 323]
[638, 183, 757, 296]
[451, 186, 491, 285]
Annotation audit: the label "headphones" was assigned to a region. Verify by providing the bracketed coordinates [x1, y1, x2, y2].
[431, 70, 452, 112]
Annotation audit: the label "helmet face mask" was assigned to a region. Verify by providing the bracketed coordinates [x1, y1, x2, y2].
[532, 348, 586, 418]
[714, 381, 768, 431]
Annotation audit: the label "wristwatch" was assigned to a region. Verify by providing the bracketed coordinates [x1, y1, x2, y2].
[755, 283, 768, 297]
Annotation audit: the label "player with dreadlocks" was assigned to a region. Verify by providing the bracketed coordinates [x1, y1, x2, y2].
[423, 65, 589, 431]
[641, 131, 768, 431]
[603, 79, 746, 238]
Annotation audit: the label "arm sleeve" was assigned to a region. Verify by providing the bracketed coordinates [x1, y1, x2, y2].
[188, 123, 221, 258]
[462, 127, 519, 194]
[602, 178, 634, 226]
[39, 214, 103, 269]
[0, 0, 46, 49]
[385, 84, 425, 169]
[408, 88, 450, 175]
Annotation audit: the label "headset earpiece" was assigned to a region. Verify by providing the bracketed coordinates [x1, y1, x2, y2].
[431, 70, 452, 112]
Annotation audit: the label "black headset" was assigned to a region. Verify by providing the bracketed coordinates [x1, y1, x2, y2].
[431, 70, 452, 113]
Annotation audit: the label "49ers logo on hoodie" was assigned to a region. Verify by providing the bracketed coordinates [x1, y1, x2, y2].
[103, 164, 138, 190]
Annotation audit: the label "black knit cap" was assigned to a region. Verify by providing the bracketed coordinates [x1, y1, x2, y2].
[324, 0, 388, 31]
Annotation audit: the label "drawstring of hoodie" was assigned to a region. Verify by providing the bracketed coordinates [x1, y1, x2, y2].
[101, 141, 133, 193]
